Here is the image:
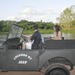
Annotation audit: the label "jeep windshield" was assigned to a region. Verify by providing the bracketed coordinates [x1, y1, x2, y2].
[7, 24, 23, 39]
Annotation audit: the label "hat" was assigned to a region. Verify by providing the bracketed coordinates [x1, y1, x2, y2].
[33, 25, 38, 30]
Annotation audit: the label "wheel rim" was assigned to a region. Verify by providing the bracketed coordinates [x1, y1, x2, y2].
[49, 68, 67, 75]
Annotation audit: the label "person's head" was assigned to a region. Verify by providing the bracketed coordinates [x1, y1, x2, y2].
[54, 24, 61, 31]
[33, 24, 38, 31]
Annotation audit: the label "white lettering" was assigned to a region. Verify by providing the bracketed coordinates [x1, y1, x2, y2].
[14, 53, 32, 60]
[18, 61, 28, 64]
[13, 53, 32, 64]
[28, 56, 32, 60]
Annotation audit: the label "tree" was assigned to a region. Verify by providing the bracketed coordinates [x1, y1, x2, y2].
[57, 6, 75, 29]
[0, 21, 4, 32]
[17, 20, 29, 30]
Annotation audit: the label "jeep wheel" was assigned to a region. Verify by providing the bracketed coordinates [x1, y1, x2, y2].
[48, 68, 68, 75]
[45, 63, 70, 75]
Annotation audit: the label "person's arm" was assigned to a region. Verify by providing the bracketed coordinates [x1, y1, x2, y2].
[31, 34, 34, 41]
[22, 34, 32, 38]
[31, 32, 36, 41]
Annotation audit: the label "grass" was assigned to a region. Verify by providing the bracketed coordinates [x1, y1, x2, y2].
[23, 29, 75, 34]
[23, 29, 54, 34]
[0, 29, 75, 35]
[62, 29, 75, 34]
[0, 32, 8, 35]
[39, 29, 54, 34]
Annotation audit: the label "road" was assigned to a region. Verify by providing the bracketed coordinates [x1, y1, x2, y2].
[0, 69, 75, 75]
[0, 67, 75, 75]
[0, 71, 42, 75]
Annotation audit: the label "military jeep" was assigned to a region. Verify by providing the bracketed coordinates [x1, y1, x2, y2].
[0, 24, 75, 75]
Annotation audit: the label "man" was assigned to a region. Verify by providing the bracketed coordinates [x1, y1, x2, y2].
[31, 25, 42, 49]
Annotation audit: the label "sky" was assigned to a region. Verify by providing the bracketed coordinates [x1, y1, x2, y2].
[0, 0, 75, 22]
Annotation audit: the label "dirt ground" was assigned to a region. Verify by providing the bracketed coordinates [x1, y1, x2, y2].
[0, 71, 42, 75]
[71, 68, 75, 75]
[0, 69, 75, 75]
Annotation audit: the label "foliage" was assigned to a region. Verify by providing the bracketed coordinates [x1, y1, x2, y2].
[0, 21, 4, 32]
[0, 20, 17, 32]
[0, 20, 54, 34]
[57, 6, 75, 29]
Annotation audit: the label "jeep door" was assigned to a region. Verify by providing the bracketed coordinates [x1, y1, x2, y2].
[0, 49, 39, 71]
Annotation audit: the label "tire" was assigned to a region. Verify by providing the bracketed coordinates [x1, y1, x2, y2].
[44, 63, 70, 75]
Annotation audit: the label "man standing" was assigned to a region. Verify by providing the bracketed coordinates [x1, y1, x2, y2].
[31, 25, 42, 49]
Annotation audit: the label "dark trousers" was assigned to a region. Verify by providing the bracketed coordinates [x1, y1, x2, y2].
[32, 42, 42, 49]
